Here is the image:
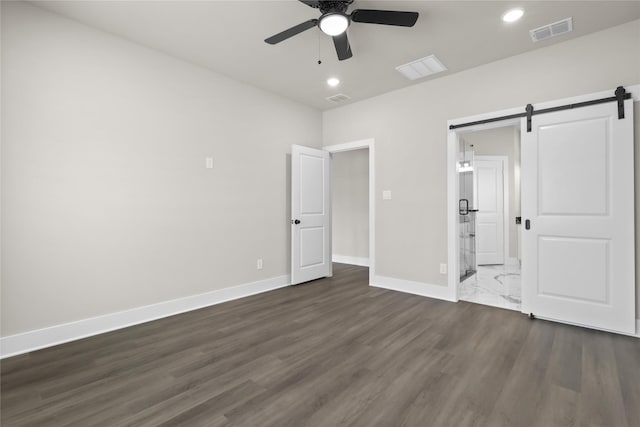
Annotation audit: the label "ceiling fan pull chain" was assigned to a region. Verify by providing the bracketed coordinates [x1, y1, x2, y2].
[317, 33, 322, 65]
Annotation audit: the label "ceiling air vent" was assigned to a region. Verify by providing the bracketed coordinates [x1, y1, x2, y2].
[326, 93, 351, 104]
[530, 17, 573, 43]
[396, 54, 447, 81]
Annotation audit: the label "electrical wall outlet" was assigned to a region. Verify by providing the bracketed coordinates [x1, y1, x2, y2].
[382, 190, 392, 200]
[257, 259, 263, 270]
[440, 263, 447, 274]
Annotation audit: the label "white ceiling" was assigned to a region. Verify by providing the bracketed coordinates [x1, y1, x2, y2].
[32, 1, 640, 110]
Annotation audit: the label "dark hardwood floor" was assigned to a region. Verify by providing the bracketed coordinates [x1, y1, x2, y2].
[2, 263, 639, 426]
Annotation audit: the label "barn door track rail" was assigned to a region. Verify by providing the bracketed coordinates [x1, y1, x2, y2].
[449, 86, 631, 132]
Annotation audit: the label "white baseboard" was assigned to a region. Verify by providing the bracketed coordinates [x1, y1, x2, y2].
[332, 255, 370, 267]
[370, 275, 456, 302]
[0, 275, 291, 359]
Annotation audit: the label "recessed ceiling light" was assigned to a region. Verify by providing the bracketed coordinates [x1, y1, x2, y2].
[319, 13, 349, 36]
[502, 8, 524, 23]
[327, 77, 340, 87]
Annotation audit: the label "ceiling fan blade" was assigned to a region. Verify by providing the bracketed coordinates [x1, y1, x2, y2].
[332, 32, 352, 61]
[298, 0, 321, 8]
[265, 19, 318, 45]
[351, 9, 419, 27]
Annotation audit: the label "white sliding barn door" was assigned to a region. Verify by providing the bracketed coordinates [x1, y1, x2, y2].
[475, 158, 505, 265]
[521, 100, 635, 334]
[291, 145, 332, 285]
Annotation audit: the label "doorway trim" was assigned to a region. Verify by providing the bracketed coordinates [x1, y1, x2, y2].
[474, 155, 510, 266]
[447, 85, 640, 314]
[324, 139, 376, 280]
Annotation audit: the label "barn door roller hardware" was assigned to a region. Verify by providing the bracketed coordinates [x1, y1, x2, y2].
[449, 86, 632, 132]
[615, 86, 627, 119]
[525, 104, 534, 133]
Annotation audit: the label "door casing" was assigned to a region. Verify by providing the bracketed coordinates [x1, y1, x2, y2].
[324, 139, 376, 281]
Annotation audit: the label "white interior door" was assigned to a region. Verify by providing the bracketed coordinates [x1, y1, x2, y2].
[475, 158, 505, 265]
[522, 99, 635, 334]
[291, 144, 332, 285]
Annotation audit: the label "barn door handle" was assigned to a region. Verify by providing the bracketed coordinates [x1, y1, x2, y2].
[525, 219, 530, 230]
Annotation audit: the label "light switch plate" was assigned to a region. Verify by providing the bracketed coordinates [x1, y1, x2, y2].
[440, 263, 447, 274]
[206, 157, 214, 169]
[382, 190, 392, 200]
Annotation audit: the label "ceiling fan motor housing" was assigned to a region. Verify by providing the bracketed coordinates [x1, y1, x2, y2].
[317, 0, 353, 15]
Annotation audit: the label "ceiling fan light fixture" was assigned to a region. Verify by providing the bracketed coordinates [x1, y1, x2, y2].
[319, 13, 349, 36]
[264, 2, 420, 62]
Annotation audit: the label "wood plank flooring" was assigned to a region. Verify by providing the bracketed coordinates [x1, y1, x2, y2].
[2, 263, 639, 426]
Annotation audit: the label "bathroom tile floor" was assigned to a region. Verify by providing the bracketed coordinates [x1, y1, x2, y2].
[459, 263, 521, 311]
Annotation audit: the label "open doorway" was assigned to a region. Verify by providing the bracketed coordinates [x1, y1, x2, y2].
[457, 125, 522, 311]
[324, 139, 376, 281]
[331, 148, 370, 267]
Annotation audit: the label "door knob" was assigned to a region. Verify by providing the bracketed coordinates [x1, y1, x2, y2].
[292, 219, 301, 225]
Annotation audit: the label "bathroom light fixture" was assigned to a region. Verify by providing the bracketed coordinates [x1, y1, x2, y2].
[319, 13, 350, 36]
[502, 8, 524, 23]
[458, 143, 474, 173]
[327, 77, 340, 87]
[458, 161, 474, 173]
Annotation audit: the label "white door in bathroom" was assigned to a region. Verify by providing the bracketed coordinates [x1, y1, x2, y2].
[521, 99, 635, 334]
[474, 158, 506, 265]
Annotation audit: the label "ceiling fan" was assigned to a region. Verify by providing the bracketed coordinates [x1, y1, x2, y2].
[264, 0, 419, 61]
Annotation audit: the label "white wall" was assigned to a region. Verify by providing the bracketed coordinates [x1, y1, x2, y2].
[323, 20, 640, 317]
[1, 2, 322, 336]
[464, 126, 519, 260]
[332, 149, 369, 262]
